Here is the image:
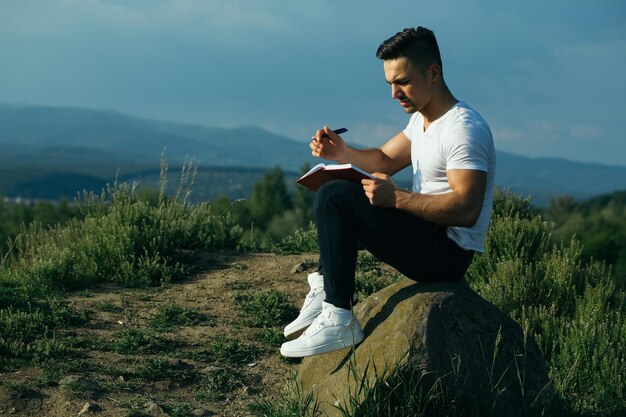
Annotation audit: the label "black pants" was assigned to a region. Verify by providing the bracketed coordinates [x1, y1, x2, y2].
[314, 180, 474, 309]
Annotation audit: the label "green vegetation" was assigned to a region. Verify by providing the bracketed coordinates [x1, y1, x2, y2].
[188, 338, 261, 366]
[1, 163, 243, 293]
[112, 328, 171, 355]
[209, 164, 315, 249]
[542, 191, 626, 287]
[463, 190, 625, 416]
[259, 190, 626, 417]
[149, 304, 210, 332]
[1, 162, 625, 416]
[235, 289, 299, 328]
[196, 367, 247, 401]
[0, 197, 82, 254]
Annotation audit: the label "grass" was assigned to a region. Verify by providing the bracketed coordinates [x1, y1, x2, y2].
[251, 190, 626, 417]
[1, 167, 624, 416]
[61, 377, 102, 400]
[162, 402, 195, 417]
[112, 328, 172, 355]
[249, 372, 319, 417]
[1, 161, 243, 292]
[135, 358, 199, 382]
[196, 367, 247, 401]
[273, 221, 319, 254]
[235, 289, 299, 328]
[97, 300, 124, 313]
[189, 338, 261, 366]
[149, 304, 210, 331]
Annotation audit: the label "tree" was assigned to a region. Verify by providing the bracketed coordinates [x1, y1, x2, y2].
[291, 163, 315, 227]
[248, 166, 292, 229]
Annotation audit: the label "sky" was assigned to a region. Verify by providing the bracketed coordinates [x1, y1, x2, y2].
[1, 0, 625, 166]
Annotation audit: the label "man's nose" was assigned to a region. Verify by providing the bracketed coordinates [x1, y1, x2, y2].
[391, 84, 402, 99]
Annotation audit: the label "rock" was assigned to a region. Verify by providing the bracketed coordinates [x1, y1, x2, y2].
[298, 279, 553, 417]
[291, 262, 306, 273]
[191, 408, 214, 417]
[144, 401, 169, 417]
[77, 402, 100, 416]
[59, 375, 83, 386]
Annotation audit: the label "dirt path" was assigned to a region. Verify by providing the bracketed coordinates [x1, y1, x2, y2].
[0, 252, 319, 417]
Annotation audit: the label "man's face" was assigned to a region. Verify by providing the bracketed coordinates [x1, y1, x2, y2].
[383, 56, 431, 114]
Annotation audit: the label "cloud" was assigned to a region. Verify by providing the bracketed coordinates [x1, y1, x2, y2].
[0, 0, 337, 44]
[1, 0, 625, 166]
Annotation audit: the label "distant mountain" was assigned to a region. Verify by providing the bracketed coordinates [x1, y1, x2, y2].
[0, 103, 317, 172]
[495, 153, 626, 206]
[1, 103, 625, 206]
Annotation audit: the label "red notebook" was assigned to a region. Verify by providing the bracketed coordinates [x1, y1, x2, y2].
[296, 163, 375, 191]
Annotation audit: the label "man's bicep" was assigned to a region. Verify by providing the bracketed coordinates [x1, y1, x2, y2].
[448, 169, 487, 195]
[447, 169, 487, 220]
[379, 132, 412, 175]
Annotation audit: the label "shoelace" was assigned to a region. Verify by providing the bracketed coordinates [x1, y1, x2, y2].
[301, 308, 334, 338]
[301, 287, 323, 310]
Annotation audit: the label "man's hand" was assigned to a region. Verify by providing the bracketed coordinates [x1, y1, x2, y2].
[361, 173, 398, 207]
[310, 126, 348, 162]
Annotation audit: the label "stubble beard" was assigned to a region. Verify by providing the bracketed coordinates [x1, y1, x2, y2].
[402, 101, 418, 114]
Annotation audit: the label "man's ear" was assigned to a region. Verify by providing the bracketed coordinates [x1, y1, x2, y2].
[429, 64, 442, 83]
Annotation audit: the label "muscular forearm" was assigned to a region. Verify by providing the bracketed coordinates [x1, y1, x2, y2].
[338, 146, 403, 176]
[394, 189, 481, 227]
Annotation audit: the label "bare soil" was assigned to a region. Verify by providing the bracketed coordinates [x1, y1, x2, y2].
[0, 252, 320, 417]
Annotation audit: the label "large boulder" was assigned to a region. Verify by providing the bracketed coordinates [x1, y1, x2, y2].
[298, 279, 553, 416]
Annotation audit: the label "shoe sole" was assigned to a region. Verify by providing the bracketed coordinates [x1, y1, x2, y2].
[280, 332, 365, 357]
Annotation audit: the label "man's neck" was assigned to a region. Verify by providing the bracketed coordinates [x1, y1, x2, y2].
[422, 87, 458, 130]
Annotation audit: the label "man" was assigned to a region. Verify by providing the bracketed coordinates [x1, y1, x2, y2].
[280, 26, 496, 358]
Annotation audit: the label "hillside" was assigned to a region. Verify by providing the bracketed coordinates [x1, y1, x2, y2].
[0, 252, 323, 417]
[2, 103, 625, 206]
[0, 103, 317, 172]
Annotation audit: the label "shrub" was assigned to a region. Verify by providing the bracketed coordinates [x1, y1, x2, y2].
[258, 189, 626, 417]
[2, 167, 244, 291]
[273, 222, 318, 254]
[465, 189, 626, 416]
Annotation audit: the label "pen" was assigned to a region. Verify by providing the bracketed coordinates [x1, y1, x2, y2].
[314, 128, 348, 142]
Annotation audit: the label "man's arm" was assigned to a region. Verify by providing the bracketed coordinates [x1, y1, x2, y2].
[311, 126, 411, 175]
[362, 169, 487, 227]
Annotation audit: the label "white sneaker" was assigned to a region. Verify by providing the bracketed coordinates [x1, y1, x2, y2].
[280, 302, 365, 358]
[284, 272, 325, 339]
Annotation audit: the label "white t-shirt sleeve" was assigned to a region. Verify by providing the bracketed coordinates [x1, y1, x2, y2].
[402, 112, 421, 143]
[443, 123, 491, 172]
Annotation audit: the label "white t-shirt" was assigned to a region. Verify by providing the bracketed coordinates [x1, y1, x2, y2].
[402, 101, 496, 252]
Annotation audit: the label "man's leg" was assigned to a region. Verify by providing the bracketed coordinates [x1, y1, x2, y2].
[315, 180, 473, 309]
[281, 179, 473, 357]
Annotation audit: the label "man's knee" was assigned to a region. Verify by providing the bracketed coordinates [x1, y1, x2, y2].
[314, 180, 361, 216]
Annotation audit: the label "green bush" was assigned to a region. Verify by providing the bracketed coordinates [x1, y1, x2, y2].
[465, 189, 626, 416]
[273, 221, 318, 254]
[2, 176, 243, 291]
[258, 189, 626, 417]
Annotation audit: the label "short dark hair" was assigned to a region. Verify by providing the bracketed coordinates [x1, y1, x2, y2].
[376, 26, 442, 69]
